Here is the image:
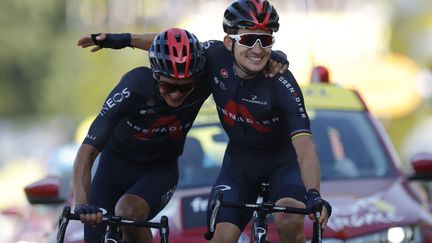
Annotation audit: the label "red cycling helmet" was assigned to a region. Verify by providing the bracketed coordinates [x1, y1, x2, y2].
[149, 28, 205, 79]
[223, 0, 280, 34]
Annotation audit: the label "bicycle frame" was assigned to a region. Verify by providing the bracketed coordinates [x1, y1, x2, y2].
[205, 183, 322, 243]
[57, 205, 169, 243]
[252, 183, 271, 243]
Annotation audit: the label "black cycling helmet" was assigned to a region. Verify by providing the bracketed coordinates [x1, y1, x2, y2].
[223, 0, 280, 34]
[149, 28, 205, 79]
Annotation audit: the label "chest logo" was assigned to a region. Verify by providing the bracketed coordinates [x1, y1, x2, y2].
[220, 69, 229, 78]
[139, 109, 157, 115]
[219, 101, 278, 132]
[241, 95, 268, 105]
[131, 116, 191, 140]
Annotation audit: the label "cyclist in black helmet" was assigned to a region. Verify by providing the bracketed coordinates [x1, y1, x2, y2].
[203, 2, 330, 242]
[76, 1, 331, 242]
[72, 27, 210, 243]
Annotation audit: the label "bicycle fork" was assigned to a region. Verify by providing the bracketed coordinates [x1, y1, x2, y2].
[252, 183, 270, 243]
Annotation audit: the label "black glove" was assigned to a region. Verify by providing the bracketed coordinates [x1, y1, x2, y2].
[270, 50, 289, 67]
[91, 33, 132, 49]
[322, 199, 332, 217]
[74, 203, 102, 215]
[305, 189, 332, 217]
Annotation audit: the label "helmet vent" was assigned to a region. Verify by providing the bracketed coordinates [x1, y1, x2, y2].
[148, 28, 205, 79]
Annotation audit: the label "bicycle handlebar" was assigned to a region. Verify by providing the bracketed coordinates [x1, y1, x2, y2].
[57, 205, 169, 243]
[205, 190, 322, 243]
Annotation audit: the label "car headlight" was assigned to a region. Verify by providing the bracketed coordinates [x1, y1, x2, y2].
[345, 225, 422, 243]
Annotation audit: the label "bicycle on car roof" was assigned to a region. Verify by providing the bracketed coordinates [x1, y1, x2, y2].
[57, 205, 169, 243]
[205, 182, 322, 243]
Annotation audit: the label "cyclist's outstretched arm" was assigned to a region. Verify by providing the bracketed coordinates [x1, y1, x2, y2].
[77, 33, 156, 52]
[130, 33, 156, 50]
[77, 31, 289, 76]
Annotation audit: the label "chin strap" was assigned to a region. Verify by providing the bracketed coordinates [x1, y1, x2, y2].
[234, 62, 259, 79]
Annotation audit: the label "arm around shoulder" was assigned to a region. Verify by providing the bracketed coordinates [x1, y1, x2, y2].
[77, 32, 158, 52]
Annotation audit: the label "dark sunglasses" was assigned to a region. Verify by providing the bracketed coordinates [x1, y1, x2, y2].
[229, 33, 275, 48]
[159, 80, 196, 93]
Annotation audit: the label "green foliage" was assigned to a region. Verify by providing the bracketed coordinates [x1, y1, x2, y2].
[40, 32, 150, 118]
[0, 0, 65, 116]
[0, 0, 150, 118]
[390, 2, 432, 68]
[384, 103, 432, 154]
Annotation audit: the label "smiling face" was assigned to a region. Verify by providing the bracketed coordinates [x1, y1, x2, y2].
[224, 28, 273, 79]
[157, 74, 196, 108]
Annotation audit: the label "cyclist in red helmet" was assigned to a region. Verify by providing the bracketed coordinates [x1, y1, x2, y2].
[76, 1, 331, 242]
[72, 27, 210, 243]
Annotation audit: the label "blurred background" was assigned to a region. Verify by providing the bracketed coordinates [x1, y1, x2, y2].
[0, 0, 431, 239]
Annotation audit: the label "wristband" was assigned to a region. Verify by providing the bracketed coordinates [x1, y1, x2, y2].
[305, 188, 321, 213]
[306, 188, 321, 198]
[91, 33, 132, 49]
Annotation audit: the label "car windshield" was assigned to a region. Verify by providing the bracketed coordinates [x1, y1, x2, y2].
[178, 110, 395, 189]
[178, 122, 227, 189]
[310, 110, 395, 180]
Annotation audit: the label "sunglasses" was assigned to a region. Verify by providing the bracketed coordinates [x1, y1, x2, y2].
[229, 33, 275, 49]
[159, 80, 196, 93]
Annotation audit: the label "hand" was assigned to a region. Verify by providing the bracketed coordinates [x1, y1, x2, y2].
[77, 33, 132, 52]
[305, 189, 332, 229]
[74, 203, 103, 225]
[77, 34, 104, 52]
[265, 50, 289, 77]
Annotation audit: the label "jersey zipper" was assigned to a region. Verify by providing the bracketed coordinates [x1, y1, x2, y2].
[234, 79, 250, 143]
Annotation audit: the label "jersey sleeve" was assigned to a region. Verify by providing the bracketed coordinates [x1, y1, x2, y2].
[82, 71, 138, 150]
[201, 40, 228, 90]
[275, 71, 312, 141]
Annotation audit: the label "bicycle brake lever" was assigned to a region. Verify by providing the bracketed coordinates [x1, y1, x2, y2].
[160, 216, 169, 243]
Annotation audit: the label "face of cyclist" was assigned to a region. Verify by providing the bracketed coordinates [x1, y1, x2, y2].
[224, 28, 274, 78]
[156, 74, 196, 108]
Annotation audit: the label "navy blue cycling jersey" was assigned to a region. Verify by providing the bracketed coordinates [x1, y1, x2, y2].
[202, 40, 311, 152]
[203, 41, 312, 231]
[83, 66, 210, 162]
